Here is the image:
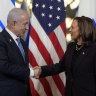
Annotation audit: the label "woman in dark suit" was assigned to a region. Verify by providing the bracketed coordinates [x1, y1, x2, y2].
[34, 16, 96, 96]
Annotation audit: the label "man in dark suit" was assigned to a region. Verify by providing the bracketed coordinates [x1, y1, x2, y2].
[0, 8, 33, 96]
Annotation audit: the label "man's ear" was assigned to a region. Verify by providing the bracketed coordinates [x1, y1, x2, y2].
[11, 21, 16, 26]
[9, 21, 17, 29]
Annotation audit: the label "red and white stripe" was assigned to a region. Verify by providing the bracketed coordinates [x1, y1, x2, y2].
[29, 12, 66, 96]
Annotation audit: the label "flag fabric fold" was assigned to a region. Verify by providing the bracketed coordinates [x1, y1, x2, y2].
[0, 0, 15, 32]
[28, 0, 66, 96]
[77, 0, 96, 27]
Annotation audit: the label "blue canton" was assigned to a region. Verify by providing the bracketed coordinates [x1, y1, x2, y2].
[32, 0, 66, 35]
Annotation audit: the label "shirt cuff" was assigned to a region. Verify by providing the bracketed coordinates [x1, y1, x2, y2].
[30, 68, 34, 77]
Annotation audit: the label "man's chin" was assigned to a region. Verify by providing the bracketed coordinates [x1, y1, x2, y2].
[22, 32, 25, 35]
[18, 34, 24, 37]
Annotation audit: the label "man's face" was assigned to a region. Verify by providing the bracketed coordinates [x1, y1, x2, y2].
[14, 13, 29, 37]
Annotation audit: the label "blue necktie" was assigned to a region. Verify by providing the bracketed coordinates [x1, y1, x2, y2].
[16, 38, 25, 61]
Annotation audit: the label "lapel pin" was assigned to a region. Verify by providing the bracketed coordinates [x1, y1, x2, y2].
[9, 39, 12, 42]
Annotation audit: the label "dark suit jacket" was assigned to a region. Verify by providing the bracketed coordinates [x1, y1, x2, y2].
[0, 29, 31, 96]
[40, 42, 96, 96]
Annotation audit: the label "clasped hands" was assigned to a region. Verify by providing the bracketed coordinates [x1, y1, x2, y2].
[32, 66, 42, 79]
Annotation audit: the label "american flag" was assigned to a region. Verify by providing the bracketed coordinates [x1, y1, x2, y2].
[28, 0, 66, 96]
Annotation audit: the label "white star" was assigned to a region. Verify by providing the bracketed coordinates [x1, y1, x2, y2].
[35, 3, 39, 7]
[41, 13, 45, 17]
[51, 0, 53, 1]
[42, 4, 45, 8]
[49, 14, 52, 18]
[57, 7, 61, 11]
[56, 16, 60, 20]
[48, 23, 52, 27]
[49, 6, 53, 10]
[57, 0, 61, 2]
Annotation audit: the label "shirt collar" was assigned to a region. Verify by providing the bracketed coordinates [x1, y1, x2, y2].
[5, 27, 18, 41]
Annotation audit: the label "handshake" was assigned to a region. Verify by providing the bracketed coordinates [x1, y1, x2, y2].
[30, 66, 42, 79]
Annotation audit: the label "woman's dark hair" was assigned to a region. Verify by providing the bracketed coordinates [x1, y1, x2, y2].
[74, 16, 96, 43]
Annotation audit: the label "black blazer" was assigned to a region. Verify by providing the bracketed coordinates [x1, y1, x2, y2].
[0, 29, 31, 96]
[40, 42, 96, 96]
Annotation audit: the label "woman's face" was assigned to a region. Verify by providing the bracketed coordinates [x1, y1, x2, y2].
[69, 19, 81, 40]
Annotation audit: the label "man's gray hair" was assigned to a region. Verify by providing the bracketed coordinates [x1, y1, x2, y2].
[7, 8, 26, 24]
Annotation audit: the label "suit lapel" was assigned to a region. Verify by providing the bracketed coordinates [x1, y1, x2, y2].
[20, 39, 28, 63]
[67, 42, 76, 69]
[2, 29, 25, 62]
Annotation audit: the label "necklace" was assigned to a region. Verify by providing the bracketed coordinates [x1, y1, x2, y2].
[76, 44, 84, 51]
